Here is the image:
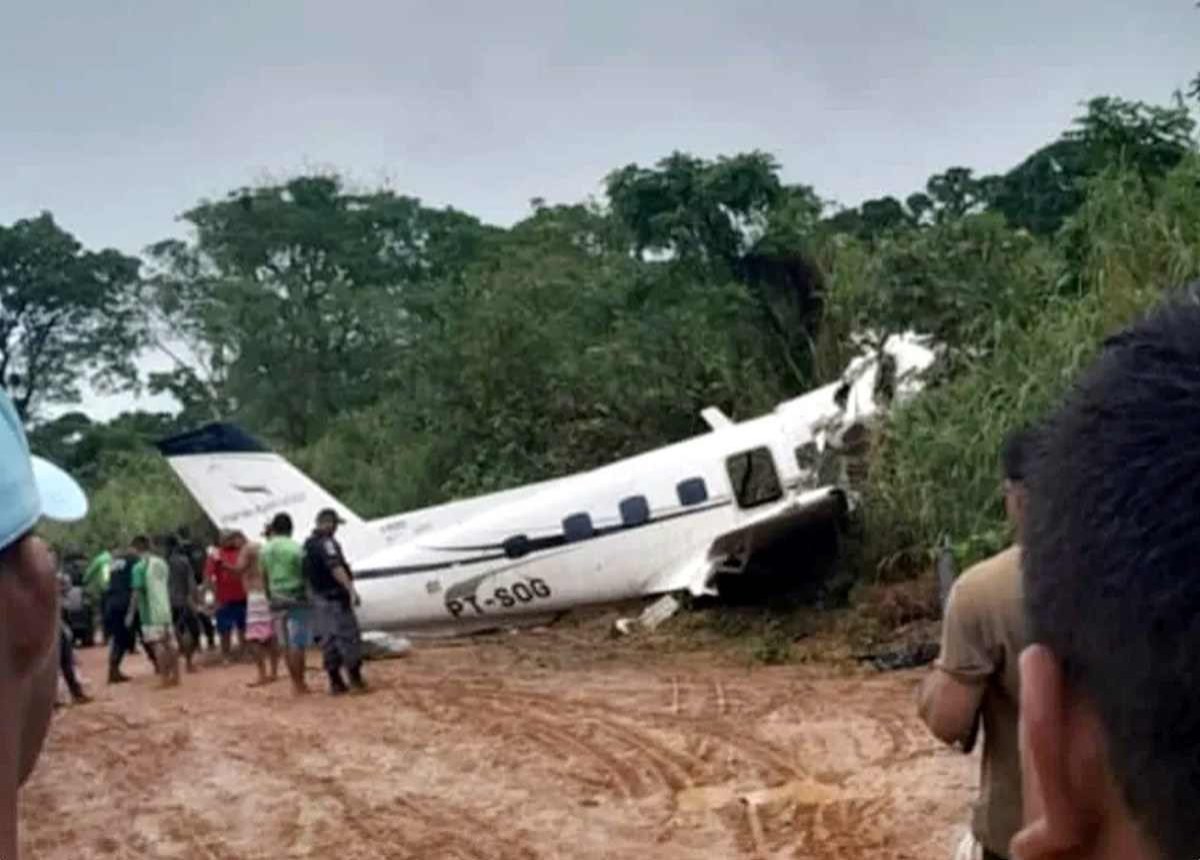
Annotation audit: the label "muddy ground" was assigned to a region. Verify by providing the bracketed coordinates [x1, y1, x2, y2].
[20, 617, 975, 859]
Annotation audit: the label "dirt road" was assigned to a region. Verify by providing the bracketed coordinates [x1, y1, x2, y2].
[20, 628, 975, 859]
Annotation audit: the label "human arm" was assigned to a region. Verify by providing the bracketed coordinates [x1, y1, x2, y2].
[202, 550, 218, 588]
[232, 543, 258, 577]
[331, 565, 360, 606]
[917, 573, 989, 748]
[918, 670, 985, 746]
[179, 557, 200, 610]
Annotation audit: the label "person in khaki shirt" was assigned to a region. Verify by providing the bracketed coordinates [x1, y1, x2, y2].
[919, 429, 1035, 860]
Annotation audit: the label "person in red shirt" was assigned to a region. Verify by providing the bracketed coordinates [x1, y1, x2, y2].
[204, 530, 248, 662]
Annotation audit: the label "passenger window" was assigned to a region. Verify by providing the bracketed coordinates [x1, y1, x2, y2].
[676, 477, 708, 506]
[619, 495, 650, 527]
[562, 513, 594, 542]
[502, 534, 531, 559]
[726, 447, 783, 509]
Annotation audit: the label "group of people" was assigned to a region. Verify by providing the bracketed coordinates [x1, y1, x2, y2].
[9, 289, 1200, 859]
[82, 507, 369, 697]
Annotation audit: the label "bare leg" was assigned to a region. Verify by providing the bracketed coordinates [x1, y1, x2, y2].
[219, 629, 232, 664]
[286, 650, 309, 694]
[182, 635, 196, 673]
[268, 638, 281, 680]
[248, 641, 272, 686]
[163, 641, 180, 687]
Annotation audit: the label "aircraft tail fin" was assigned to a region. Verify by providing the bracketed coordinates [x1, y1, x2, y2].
[156, 423, 370, 552]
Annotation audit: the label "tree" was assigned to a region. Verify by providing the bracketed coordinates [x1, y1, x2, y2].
[824, 196, 914, 240]
[605, 151, 783, 272]
[924, 167, 996, 222]
[991, 96, 1195, 236]
[821, 212, 1061, 364]
[145, 174, 498, 445]
[28, 409, 187, 487]
[0, 213, 142, 420]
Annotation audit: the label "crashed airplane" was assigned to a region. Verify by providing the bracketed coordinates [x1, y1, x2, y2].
[156, 333, 935, 635]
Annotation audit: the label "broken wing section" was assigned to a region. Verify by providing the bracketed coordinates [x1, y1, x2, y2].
[644, 487, 848, 597]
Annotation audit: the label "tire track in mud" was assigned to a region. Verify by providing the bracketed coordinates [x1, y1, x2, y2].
[398, 683, 678, 800]
[389, 672, 930, 859]
[25, 648, 972, 860]
[390, 672, 815, 859]
[233, 726, 538, 860]
[50, 704, 254, 860]
[416, 678, 771, 785]
[402, 677, 805, 787]
[396, 673, 933, 859]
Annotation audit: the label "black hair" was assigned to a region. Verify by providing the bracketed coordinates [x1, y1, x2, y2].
[1024, 287, 1200, 860]
[160, 534, 179, 553]
[130, 535, 149, 551]
[269, 512, 294, 536]
[1000, 426, 1038, 482]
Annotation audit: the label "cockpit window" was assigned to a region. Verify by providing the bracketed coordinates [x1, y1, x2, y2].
[726, 447, 783, 509]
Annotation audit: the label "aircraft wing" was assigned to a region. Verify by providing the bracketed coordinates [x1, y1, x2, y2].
[644, 486, 849, 596]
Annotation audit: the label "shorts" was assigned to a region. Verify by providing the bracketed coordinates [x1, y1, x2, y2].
[274, 606, 313, 649]
[141, 624, 170, 644]
[215, 600, 247, 635]
[245, 592, 274, 643]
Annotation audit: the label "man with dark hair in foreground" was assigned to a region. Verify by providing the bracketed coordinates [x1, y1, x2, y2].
[1016, 291, 1200, 860]
[919, 428, 1035, 860]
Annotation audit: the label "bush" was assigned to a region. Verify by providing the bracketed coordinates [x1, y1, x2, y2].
[42, 451, 208, 554]
[859, 157, 1200, 575]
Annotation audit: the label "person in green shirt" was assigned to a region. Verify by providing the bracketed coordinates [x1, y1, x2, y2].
[261, 512, 311, 695]
[84, 549, 111, 643]
[129, 535, 179, 687]
[83, 549, 110, 599]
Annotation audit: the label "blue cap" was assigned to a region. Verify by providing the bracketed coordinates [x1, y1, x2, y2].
[0, 391, 87, 551]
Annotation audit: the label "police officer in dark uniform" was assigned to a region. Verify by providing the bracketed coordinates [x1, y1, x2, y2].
[302, 507, 366, 695]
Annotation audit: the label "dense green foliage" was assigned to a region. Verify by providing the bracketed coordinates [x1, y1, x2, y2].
[18, 92, 1200, 585]
[0, 214, 142, 420]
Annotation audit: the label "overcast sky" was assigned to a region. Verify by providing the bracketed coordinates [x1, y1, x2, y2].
[2, 0, 1196, 419]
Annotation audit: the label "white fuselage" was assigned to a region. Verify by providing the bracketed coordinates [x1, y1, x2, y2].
[159, 333, 935, 634]
[354, 416, 818, 630]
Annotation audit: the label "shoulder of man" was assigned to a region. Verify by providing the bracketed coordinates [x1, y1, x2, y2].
[319, 536, 343, 561]
[952, 545, 1022, 606]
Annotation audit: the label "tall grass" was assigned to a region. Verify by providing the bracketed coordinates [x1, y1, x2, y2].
[857, 157, 1200, 575]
